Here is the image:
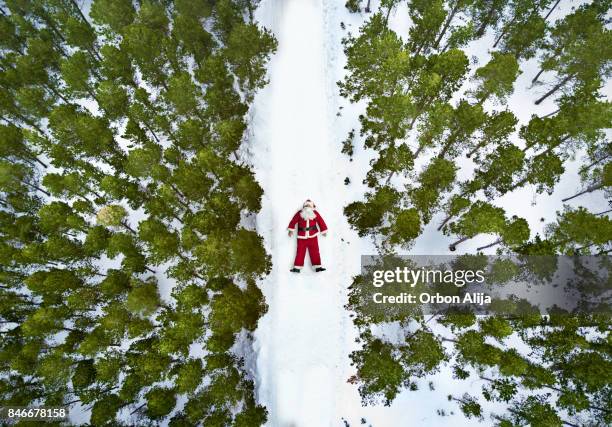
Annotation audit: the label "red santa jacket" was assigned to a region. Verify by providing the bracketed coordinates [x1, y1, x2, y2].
[287, 210, 328, 239]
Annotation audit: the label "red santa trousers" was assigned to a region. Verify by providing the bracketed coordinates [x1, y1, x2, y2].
[294, 236, 321, 268]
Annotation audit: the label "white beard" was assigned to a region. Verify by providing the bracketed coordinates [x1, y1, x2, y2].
[300, 207, 316, 220]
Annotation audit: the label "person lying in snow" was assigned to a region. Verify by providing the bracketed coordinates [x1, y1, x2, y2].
[287, 199, 327, 273]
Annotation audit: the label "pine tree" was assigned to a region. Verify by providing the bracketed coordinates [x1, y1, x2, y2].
[446, 201, 509, 251]
[470, 52, 520, 105]
[562, 161, 612, 202]
[1, 1, 276, 424]
[533, 2, 612, 105]
[409, 158, 457, 223]
[546, 206, 612, 254]
[345, 186, 400, 237]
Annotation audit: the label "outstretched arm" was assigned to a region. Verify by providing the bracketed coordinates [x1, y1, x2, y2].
[287, 212, 300, 235]
[315, 210, 328, 235]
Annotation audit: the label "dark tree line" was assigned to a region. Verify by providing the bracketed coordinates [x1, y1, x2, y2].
[0, 0, 276, 425]
[341, 0, 611, 424]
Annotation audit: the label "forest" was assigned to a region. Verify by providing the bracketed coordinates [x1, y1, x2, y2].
[0, 0, 276, 425]
[0, 0, 611, 425]
[341, 0, 611, 425]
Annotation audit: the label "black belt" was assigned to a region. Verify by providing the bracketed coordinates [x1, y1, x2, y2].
[298, 226, 316, 231]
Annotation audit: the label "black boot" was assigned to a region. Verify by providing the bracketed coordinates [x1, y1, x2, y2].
[315, 267, 326, 272]
[290, 268, 300, 273]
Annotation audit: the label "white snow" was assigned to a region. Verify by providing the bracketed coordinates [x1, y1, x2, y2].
[250, 0, 352, 424]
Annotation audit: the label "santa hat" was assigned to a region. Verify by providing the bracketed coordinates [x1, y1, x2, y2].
[303, 199, 316, 208]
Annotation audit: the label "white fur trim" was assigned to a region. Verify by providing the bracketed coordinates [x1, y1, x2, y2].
[293, 265, 303, 269]
[312, 265, 322, 268]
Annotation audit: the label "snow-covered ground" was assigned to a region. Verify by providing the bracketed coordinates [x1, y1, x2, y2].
[249, 0, 355, 423]
[247, 0, 609, 426]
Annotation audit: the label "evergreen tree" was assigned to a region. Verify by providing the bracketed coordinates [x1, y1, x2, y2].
[0, 1, 276, 424]
[533, 1, 612, 105]
[409, 158, 457, 223]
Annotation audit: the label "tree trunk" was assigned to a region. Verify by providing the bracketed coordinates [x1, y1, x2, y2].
[433, 2, 459, 50]
[366, 0, 371, 13]
[507, 175, 529, 193]
[582, 154, 610, 172]
[413, 43, 423, 57]
[466, 140, 488, 158]
[523, 134, 569, 154]
[449, 235, 471, 251]
[474, 4, 497, 37]
[177, 253, 205, 280]
[541, 108, 559, 118]
[11, 155, 36, 169]
[16, 113, 46, 136]
[534, 75, 572, 105]
[121, 221, 137, 235]
[457, 186, 473, 200]
[87, 88, 102, 106]
[531, 67, 546, 85]
[561, 182, 604, 202]
[168, 184, 192, 209]
[543, 0, 562, 21]
[575, 241, 598, 253]
[384, 2, 393, 24]
[476, 238, 502, 251]
[45, 83, 70, 104]
[139, 119, 162, 145]
[408, 115, 419, 130]
[23, 180, 51, 196]
[385, 171, 395, 185]
[40, 14, 67, 43]
[437, 135, 456, 159]
[67, 0, 103, 62]
[437, 213, 454, 231]
[492, 15, 517, 48]
[0, 116, 17, 127]
[169, 212, 184, 224]
[87, 185, 103, 200]
[130, 403, 147, 415]
[69, 0, 93, 28]
[413, 144, 425, 158]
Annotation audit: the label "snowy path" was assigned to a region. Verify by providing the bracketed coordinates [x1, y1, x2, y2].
[249, 0, 357, 425]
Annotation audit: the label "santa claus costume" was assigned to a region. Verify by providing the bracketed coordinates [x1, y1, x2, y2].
[287, 200, 328, 272]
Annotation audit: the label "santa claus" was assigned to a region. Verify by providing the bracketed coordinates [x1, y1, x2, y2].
[287, 199, 328, 273]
